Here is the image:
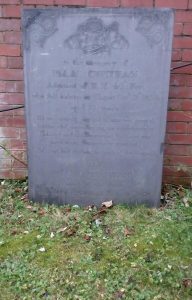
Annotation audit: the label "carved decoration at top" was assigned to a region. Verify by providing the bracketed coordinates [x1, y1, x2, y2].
[23, 10, 58, 49]
[136, 12, 169, 47]
[64, 17, 129, 54]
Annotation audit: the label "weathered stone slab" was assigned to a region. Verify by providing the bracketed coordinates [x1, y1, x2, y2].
[22, 8, 174, 206]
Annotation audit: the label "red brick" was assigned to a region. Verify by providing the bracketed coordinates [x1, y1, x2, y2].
[182, 50, 192, 62]
[0, 32, 4, 43]
[173, 37, 192, 49]
[0, 159, 12, 169]
[163, 166, 191, 177]
[0, 170, 13, 179]
[7, 57, 23, 69]
[87, 0, 118, 6]
[170, 74, 186, 86]
[9, 139, 27, 150]
[6, 116, 25, 127]
[0, 92, 24, 104]
[175, 11, 192, 23]
[169, 99, 192, 111]
[167, 111, 192, 122]
[12, 150, 26, 161]
[19, 128, 27, 140]
[13, 106, 24, 116]
[186, 76, 192, 87]
[155, 0, 188, 9]
[0, 19, 20, 31]
[163, 176, 191, 186]
[0, 44, 20, 56]
[54, 0, 85, 4]
[183, 23, 192, 36]
[12, 169, 28, 179]
[164, 144, 192, 156]
[121, 0, 152, 6]
[0, 57, 7, 68]
[3, 5, 21, 18]
[0, 69, 23, 81]
[166, 134, 192, 144]
[0, 0, 20, 3]
[0, 81, 5, 92]
[0, 116, 23, 126]
[0, 118, 8, 126]
[0, 127, 19, 138]
[4, 32, 22, 45]
[187, 123, 192, 133]
[0, 168, 27, 179]
[164, 155, 192, 167]
[0, 116, 11, 126]
[172, 50, 182, 61]
[189, 0, 192, 9]
[167, 122, 187, 134]
[12, 159, 27, 169]
[168, 98, 181, 110]
[174, 23, 183, 36]
[171, 63, 192, 75]
[23, 0, 53, 3]
[4, 81, 24, 93]
[0, 104, 14, 116]
[169, 86, 192, 98]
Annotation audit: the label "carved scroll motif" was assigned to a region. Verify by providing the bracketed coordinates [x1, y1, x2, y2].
[64, 17, 129, 54]
[136, 13, 168, 47]
[23, 11, 58, 49]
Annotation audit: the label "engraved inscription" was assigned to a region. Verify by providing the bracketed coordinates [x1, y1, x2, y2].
[64, 17, 129, 54]
[23, 8, 173, 206]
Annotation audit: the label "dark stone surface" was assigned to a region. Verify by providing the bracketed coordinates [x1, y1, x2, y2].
[23, 8, 174, 206]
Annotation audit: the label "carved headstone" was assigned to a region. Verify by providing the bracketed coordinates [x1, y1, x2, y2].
[23, 8, 174, 206]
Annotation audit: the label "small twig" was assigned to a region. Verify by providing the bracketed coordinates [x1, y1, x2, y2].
[0, 144, 27, 167]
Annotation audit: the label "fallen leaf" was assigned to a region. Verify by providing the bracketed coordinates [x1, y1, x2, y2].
[26, 205, 33, 210]
[84, 234, 91, 241]
[183, 278, 192, 288]
[66, 228, 77, 237]
[182, 197, 189, 207]
[38, 208, 46, 216]
[50, 232, 54, 238]
[124, 226, 134, 237]
[15, 188, 22, 193]
[103, 225, 111, 235]
[57, 227, 68, 233]
[72, 205, 80, 209]
[84, 205, 95, 211]
[21, 194, 29, 202]
[102, 200, 113, 208]
[165, 216, 172, 221]
[95, 219, 102, 226]
[38, 247, 46, 252]
[65, 207, 71, 213]
[11, 229, 19, 235]
[113, 289, 125, 299]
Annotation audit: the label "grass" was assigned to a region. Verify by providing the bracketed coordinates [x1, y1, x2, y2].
[0, 180, 192, 300]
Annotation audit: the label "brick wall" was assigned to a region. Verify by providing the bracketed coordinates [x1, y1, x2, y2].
[0, 0, 192, 185]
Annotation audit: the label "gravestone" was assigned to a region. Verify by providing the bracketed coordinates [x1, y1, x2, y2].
[23, 8, 173, 206]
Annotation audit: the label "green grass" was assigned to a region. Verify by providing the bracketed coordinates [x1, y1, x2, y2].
[0, 180, 192, 300]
